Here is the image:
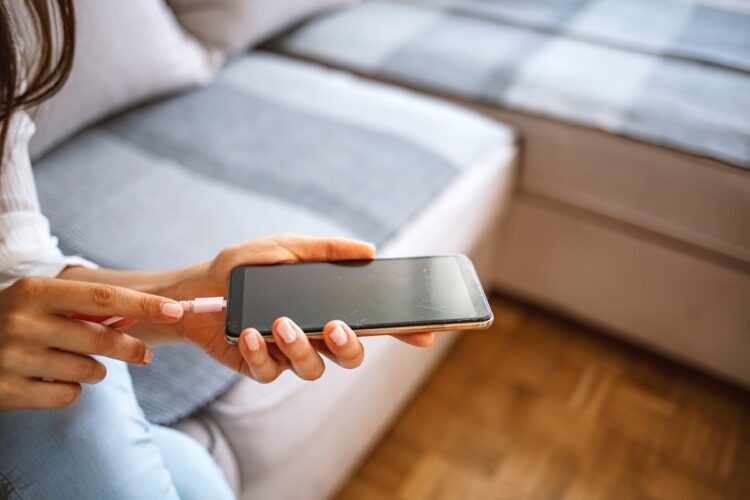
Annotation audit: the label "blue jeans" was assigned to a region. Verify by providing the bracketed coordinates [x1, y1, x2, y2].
[0, 357, 235, 499]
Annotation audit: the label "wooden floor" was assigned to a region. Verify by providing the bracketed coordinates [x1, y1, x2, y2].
[335, 295, 750, 500]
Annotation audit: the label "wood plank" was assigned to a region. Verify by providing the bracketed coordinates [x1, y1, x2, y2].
[335, 295, 750, 500]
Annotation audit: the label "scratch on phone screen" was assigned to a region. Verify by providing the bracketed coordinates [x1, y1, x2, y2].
[416, 304, 463, 316]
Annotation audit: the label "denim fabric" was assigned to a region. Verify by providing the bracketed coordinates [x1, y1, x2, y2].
[0, 357, 234, 500]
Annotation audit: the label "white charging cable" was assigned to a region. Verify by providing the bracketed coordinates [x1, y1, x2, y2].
[178, 296, 227, 313]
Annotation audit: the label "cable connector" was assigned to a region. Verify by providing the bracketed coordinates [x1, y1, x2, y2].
[179, 296, 227, 313]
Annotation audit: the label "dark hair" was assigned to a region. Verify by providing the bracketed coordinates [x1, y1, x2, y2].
[0, 0, 75, 163]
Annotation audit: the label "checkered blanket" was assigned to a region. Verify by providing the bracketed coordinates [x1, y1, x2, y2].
[275, 0, 750, 168]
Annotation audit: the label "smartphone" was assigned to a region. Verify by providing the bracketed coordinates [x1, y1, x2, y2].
[224, 254, 492, 344]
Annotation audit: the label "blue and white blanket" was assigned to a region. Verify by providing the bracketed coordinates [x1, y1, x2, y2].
[275, 0, 750, 168]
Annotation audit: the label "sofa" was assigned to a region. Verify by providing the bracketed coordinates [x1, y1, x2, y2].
[29, 0, 748, 499]
[272, 0, 750, 388]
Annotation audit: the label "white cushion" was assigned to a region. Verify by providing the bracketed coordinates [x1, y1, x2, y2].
[29, 0, 220, 158]
[165, 0, 357, 55]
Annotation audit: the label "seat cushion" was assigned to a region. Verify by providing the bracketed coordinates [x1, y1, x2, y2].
[274, 0, 750, 169]
[32, 52, 514, 424]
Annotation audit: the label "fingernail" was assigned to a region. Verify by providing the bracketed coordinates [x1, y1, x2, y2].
[278, 318, 297, 343]
[143, 349, 154, 365]
[161, 302, 183, 318]
[330, 324, 348, 346]
[244, 330, 260, 351]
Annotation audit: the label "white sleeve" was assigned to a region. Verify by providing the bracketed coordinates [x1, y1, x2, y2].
[0, 112, 98, 289]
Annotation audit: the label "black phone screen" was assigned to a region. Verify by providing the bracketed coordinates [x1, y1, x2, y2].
[225, 255, 491, 337]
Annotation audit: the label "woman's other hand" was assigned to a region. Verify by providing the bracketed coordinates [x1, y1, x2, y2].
[163, 234, 436, 383]
[0, 278, 184, 410]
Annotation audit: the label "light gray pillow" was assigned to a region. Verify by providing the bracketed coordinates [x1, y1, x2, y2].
[165, 0, 357, 56]
[30, 0, 222, 159]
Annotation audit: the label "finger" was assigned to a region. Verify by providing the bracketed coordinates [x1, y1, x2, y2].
[13, 379, 82, 409]
[273, 235, 376, 262]
[237, 328, 285, 383]
[24, 278, 183, 322]
[322, 321, 364, 369]
[272, 317, 325, 381]
[11, 348, 107, 384]
[41, 315, 153, 365]
[394, 332, 436, 347]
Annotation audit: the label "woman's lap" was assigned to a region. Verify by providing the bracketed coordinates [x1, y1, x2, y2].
[0, 357, 234, 500]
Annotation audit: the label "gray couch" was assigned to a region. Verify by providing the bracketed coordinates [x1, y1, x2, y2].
[274, 0, 750, 387]
[31, 0, 749, 498]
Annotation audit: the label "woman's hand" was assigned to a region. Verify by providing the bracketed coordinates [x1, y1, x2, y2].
[156, 234, 436, 383]
[0, 277, 184, 410]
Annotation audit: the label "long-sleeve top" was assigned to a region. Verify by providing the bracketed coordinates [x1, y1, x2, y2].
[0, 112, 96, 288]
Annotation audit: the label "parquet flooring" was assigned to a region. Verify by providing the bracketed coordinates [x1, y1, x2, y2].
[335, 295, 750, 500]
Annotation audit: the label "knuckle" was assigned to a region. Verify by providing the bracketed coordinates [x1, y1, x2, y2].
[0, 377, 15, 401]
[325, 241, 337, 260]
[287, 349, 309, 365]
[52, 383, 82, 408]
[215, 245, 244, 273]
[2, 346, 28, 371]
[1, 311, 28, 336]
[341, 350, 364, 369]
[249, 357, 277, 384]
[90, 284, 118, 307]
[129, 340, 147, 364]
[91, 362, 107, 383]
[138, 294, 155, 318]
[76, 359, 105, 383]
[92, 326, 116, 353]
[12, 276, 39, 297]
[256, 371, 279, 384]
[220, 244, 240, 256]
[217, 245, 241, 263]
[299, 363, 324, 381]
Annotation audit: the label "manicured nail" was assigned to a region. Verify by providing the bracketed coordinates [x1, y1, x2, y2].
[330, 324, 348, 346]
[143, 349, 154, 365]
[161, 302, 183, 318]
[244, 329, 260, 351]
[277, 318, 297, 343]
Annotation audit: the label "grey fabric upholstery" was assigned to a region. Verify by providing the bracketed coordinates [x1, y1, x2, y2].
[274, 0, 750, 168]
